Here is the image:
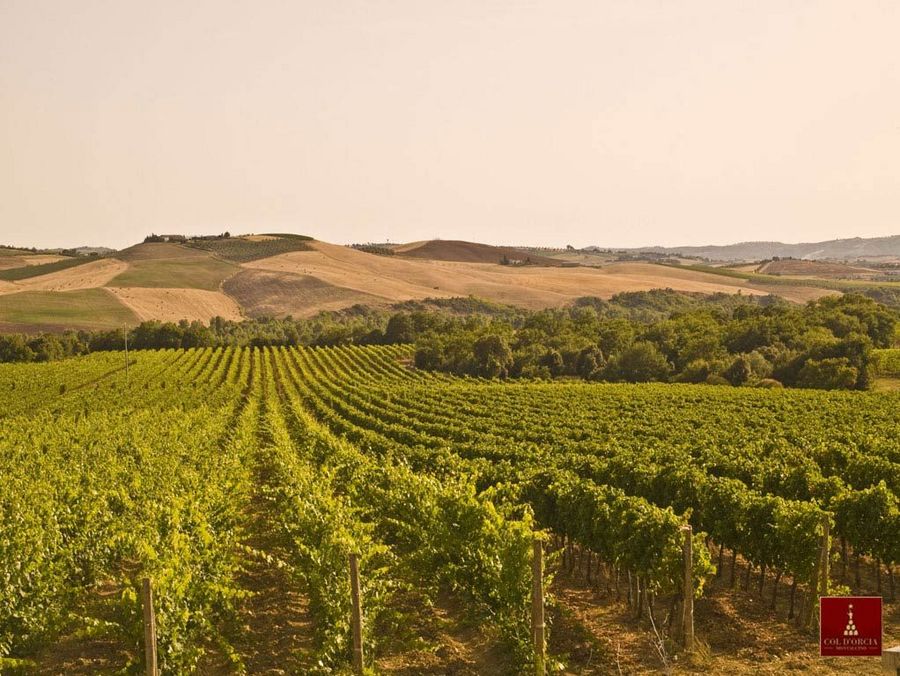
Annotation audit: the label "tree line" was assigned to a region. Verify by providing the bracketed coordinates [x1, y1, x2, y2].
[410, 293, 897, 390]
[0, 291, 896, 389]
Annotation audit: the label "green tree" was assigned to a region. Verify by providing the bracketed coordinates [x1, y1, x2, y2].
[797, 358, 858, 390]
[473, 334, 513, 378]
[385, 314, 416, 344]
[604, 341, 672, 382]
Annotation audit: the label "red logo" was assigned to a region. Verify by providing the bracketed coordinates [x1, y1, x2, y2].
[820, 596, 882, 656]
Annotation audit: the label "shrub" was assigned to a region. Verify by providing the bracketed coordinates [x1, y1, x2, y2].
[705, 374, 730, 386]
[797, 357, 858, 390]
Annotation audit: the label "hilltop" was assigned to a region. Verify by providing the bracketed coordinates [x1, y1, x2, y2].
[392, 239, 565, 266]
[0, 234, 857, 333]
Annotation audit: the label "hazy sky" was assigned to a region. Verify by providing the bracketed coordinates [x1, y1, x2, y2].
[2, 1, 900, 250]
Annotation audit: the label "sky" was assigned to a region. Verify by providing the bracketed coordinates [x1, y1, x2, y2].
[2, 1, 900, 251]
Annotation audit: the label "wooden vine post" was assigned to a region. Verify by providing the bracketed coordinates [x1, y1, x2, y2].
[681, 525, 694, 651]
[141, 578, 158, 676]
[349, 553, 364, 675]
[532, 538, 546, 675]
[818, 517, 831, 600]
[882, 645, 900, 674]
[801, 528, 823, 630]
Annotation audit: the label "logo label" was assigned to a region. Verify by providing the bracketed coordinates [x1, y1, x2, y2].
[819, 596, 882, 657]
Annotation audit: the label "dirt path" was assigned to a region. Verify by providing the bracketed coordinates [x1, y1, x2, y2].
[215, 380, 317, 674]
[375, 590, 516, 675]
[29, 571, 137, 675]
[547, 541, 897, 675]
[223, 493, 317, 674]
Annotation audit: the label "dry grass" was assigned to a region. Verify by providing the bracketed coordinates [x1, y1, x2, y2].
[872, 377, 900, 392]
[0, 254, 68, 270]
[0, 258, 129, 295]
[224, 268, 387, 318]
[244, 241, 832, 310]
[22, 255, 70, 266]
[106, 287, 243, 322]
[0, 238, 844, 327]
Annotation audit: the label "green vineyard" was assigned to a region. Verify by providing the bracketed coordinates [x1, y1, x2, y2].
[1, 345, 898, 673]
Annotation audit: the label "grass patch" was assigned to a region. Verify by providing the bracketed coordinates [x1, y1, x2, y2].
[670, 262, 900, 306]
[186, 236, 313, 263]
[0, 289, 137, 330]
[107, 257, 238, 290]
[676, 261, 900, 290]
[872, 348, 900, 377]
[0, 247, 31, 257]
[872, 377, 900, 392]
[114, 242, 209, 261]
[0, 257, 93, 281]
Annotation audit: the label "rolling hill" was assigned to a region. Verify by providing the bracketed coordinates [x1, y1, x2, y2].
[616, 234, 900, 262]
[0, 235, 845, 332]
[393, 239, 564, 265]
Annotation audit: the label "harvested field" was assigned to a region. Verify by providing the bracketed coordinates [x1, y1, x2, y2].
[0, 238, 844, 326]
[106, 287, 243, 322]
[0, 258, 129, 294]
[245, 241, 833, 310]
[223, 268, 387, 318]
[0, 257, 96, 282]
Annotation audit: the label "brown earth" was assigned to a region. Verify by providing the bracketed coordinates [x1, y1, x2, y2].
[223, 268, 387, 318]
[394, 239, 564, 265]
[106, 287, 243, 322]
[375, 591, 515, 675]
[550, 541, 898, 675]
